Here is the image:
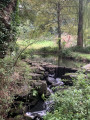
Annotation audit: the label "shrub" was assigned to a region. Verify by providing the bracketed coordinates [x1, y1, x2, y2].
[44, 73, 90, 120]
[61, 49, 72, 57]
[69, 46, 90, 54]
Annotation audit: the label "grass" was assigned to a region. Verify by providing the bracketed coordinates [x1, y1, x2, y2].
[61, 49, 90, 62]
[17, 38, 90, 62]
[44, 72, 90, 120]
[69, 52, 90, 62]
[0, 56, 32, 120]
[17, 36, 57, 50]
[74, 52, 90, 59]
[69, 46, 90, 54]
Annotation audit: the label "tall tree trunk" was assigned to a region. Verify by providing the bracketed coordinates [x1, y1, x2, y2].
[57, 2, 61, 50]
[77, 0, 83, 47]
[0, 0, 18, 58]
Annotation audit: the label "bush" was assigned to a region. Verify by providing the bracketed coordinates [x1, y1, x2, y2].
[38, 47, 58, 53]
[44, 73, 90, 120]
[61, 49, 72, 57]
[69, 46, 90, 54]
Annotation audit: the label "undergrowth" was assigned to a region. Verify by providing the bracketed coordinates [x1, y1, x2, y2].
[0, 56, 31, 120]
[44, 72, 90, 120]
[69, 46, 90, 54]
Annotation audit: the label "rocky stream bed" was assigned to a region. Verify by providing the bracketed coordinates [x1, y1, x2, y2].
[7, 59, 90, 120]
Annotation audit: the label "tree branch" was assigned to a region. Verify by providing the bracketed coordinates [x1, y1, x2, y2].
[13, 40, 42, 66]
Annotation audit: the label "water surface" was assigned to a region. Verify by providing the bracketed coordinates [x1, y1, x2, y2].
[29, 54, 85, 68]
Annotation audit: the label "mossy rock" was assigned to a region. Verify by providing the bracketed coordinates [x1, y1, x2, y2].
[62, 73, 78, 80]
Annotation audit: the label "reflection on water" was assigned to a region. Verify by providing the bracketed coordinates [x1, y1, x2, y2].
[29, 54, 85, 68]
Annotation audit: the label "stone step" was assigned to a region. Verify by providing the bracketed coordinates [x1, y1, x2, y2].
[29, 73, 44, 80]
[30, 66, 45, 74]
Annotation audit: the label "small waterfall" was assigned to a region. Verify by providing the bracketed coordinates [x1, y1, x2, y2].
[25, 74, 64, 119]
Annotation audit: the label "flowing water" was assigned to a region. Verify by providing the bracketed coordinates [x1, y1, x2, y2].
[9, 54, 86, 120]
[25, 54, 86, 119]
[25, 74, 64, 119]
[29, 54, 85, 68]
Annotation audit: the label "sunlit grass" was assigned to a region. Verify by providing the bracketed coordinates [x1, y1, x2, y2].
[71, 52, 90, 60]
[17, 38, 57, 49]
[17, 38, 90, 61]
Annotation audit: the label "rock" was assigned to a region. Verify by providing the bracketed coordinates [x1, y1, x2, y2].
[8, 101, 27, 118]
[41, 62, 52, 67]
[82, 64, 90, 73]
[82, 64, 90, 70]
[61, 73, 78, 86]
[24, 59, 32, 65]
[44, 72, 49, 77]
[47, 76, 55, 85]
[31, 62, 40, 67]
[30, 66, 45, 74]
[29, 73, 44, 80]
[61, 73, 78, 80]
[30, 80, 47, 95]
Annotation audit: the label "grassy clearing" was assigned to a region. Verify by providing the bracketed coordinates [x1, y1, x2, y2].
[17, 36, 57, 50]
[17, 38, 90, 62]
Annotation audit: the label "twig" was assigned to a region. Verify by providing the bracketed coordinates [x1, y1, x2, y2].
[13, 40, 41, 66]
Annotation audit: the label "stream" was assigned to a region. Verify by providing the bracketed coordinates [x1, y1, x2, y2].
[25, 73, 64, 120]
[8, 54, 85, 120]
[25, 53, 76, 120]
[29, 54, 86, 68]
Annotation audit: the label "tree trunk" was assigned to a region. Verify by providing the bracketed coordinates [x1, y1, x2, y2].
[77, 0, 83, 47]
[0, 0, 17, 58]
[57, 2, 61, 50]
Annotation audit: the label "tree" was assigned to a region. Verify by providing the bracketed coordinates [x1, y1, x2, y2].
[77, 0, 84, 47]
[20, 0, 78, 50]
[0, 0, 18, 58]
[57, 2, 62, 50]
[83, 0, 90, 46]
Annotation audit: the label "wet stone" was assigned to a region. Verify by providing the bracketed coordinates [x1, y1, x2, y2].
[30, 80, 47, 95]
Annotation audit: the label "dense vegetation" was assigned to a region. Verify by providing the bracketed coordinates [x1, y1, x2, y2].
[0, 0, 19, 58]
[0, 0, 90, 120]
[44, 72, 90, 120]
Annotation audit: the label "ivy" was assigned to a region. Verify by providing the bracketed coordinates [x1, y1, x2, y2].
[0, 0, 19, 58]
[0, 0, 11, 9]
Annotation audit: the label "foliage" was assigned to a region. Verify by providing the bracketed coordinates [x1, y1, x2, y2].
[19, 0, 79, 49]
[0, 0, 19, 58]
[0, 0, 11, 9]
[41, 93, 46, 101]
[69, 46, 90, 54]
[18, 0, 90, 50]
[0, 55, 31, 119]
[17, 38, 90, 62]
[61, 49, 72, 57]
[32, 89, 38, 97]
[44, 72, 90, 120]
